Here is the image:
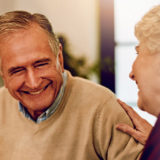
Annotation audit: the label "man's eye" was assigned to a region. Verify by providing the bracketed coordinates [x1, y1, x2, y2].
[35, 62, 49, 67]
[10, 68, 25, 75]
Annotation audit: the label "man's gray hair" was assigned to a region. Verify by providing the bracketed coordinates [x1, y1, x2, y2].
[0, 10, 59, 55]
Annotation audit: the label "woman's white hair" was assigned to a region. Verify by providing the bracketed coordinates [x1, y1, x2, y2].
[135, 5, 160, 54]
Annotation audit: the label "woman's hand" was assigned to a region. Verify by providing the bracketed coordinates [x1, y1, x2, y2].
[116, 99, 152, 145]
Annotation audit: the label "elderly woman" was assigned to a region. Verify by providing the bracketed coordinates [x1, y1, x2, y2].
[116, 5, 160, 160]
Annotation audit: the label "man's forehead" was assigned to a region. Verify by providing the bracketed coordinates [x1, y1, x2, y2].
[0, 23, 45, 42]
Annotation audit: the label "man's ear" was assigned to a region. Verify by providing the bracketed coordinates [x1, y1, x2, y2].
[58, 44, 64, 72]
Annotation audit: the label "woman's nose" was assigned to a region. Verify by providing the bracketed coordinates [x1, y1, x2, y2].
[129, 70, 135, 80]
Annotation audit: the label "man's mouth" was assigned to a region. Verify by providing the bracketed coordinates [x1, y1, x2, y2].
[20, 82, 52, 95]
[29, 89, 44, 95]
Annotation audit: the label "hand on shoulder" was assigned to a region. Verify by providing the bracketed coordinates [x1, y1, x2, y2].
[116, 99, 152, 145]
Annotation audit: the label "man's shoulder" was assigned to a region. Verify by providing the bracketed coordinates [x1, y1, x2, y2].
[71, 76, 115, 100]
[66, 72, 128, 116]
[66, 70, 113, 96]
[70, 76, 134, 122]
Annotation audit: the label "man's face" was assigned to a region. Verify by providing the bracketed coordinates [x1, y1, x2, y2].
[0, 25, 64, 114]
[130, 44, 160, 116]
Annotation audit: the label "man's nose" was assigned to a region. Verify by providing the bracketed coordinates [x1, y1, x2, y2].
[25, 69, 42, 89]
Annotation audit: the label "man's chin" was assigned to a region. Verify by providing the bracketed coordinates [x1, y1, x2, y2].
[23, 101, 51, 109]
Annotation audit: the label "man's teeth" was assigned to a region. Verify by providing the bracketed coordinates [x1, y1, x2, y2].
[29, 89, 44, 95]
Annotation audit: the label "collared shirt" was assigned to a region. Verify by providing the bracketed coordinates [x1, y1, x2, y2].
[19, 71, 67, 123]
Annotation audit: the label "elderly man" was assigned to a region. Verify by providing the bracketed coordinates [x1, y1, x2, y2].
[0, 11, 143, 159]
[116, 5, 160, 160]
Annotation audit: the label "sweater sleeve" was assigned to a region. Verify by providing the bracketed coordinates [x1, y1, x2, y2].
[94, 95, 144, 160]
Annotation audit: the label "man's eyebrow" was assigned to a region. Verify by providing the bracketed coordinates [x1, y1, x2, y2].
[33, 58, 51, 65]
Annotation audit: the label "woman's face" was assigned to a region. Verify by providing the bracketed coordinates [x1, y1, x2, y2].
[130, 44, 160, 117]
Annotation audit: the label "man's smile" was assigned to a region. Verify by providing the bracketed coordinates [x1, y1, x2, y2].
[19, 82, 52, 95]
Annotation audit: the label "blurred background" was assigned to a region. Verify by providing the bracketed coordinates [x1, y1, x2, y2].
[0, 0, 159, 124]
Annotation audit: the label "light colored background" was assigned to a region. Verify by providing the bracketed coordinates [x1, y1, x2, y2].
[0, 0, 99, 65]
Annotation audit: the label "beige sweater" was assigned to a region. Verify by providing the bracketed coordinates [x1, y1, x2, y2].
[0, 72, 143, 160]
